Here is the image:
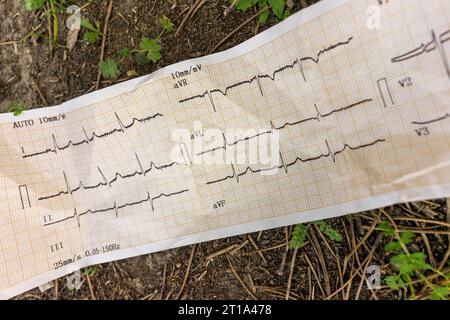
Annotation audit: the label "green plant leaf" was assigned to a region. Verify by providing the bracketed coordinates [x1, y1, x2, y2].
[399, 230, 415, 245]
[25, 0, 45, 11]
[99, 58, 120, 79]
[119, 47, 130, 58]
[50, 0, 66, 12]
[408, 252, 431, 270]
[259, 8, 269, 24]
[140, 38, 162, 63]
[385, 274, 402, 289]
[390, 254, 414, 275]
[80, 18, 96, 31]
[283, 7, 291, 19]
[379, 221, 395, 237]
[234, 0, 258, 11]
[268, 0, 285, 20]
[81, 19, 102, 44]
[83, 265, 98, 277]
[134, 52, 150, 65]
[160, 15, 174, 32]
[431, 286, 449, 300]
[290, 224, 308, 249]
[7, 101, 28, 116]
[385, 241, 401, 252]
[384, 276, 397, 289]
[391, 252, 430, 276]
[84, 31, 100, 44]
[314, 220, 342, 242]
[258, 0, 268, 7]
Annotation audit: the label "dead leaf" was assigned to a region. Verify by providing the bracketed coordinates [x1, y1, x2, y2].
[66, 25, 80, 50]
[127, 70, 139, 77]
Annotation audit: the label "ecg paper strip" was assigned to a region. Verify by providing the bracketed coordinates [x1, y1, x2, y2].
[1, 0, 450, 299]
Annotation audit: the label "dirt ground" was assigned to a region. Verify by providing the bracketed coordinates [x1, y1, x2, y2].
[1, 0, 449, 300]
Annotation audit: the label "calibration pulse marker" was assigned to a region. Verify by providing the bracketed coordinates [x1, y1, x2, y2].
[22, 112, 164, 159]
[377, 78, 395, 108]
[38, 154, 178, 201]
[179, 36, 354, 104]
[178, 142, 192, 165]
[196, 98, 373, 157]
[205, 138, 386, 186]
[18, 185, 31, 209]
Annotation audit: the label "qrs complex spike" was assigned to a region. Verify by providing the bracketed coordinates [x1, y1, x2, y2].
[43, 188, 190, 227]
[38, 153, 177, 201]
[22, 112, 164, 159]
[196, 98, 372, 157]
[391, 29, 450, 80]
[391, 29, 450, 63]
[205, 138, 386, 186]
[179, 36, 354, 105]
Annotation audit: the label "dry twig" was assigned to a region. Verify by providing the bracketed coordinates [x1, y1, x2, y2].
[176, 245, 196, 299]
[95, 0, 113, 90]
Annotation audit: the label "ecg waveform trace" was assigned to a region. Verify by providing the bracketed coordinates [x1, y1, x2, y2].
[206, 138, 386, 185]
[391, 29, 450, 80]
[43, 188, 190, 227]
[22, 112, 164, 159]
[38, 153, 178, 201]
[197, 98, 372, 156]
[411, 113, 450, 125]
[179, 36, 354, 104]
